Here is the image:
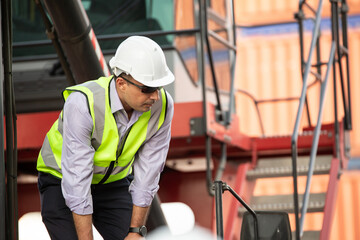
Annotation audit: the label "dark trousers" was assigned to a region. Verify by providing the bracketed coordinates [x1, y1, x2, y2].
[38, 172, 133, 240]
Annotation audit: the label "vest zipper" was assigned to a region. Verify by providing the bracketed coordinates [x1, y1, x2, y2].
[98, 125, 133, 184]
[115, 125, 133, 163]
[98, 161, 115, 184]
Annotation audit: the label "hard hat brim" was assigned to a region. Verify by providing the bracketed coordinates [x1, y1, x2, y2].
[133, 68, 175, 87]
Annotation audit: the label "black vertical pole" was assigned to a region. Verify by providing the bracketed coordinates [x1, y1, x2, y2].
[333, 0, 349, 135]
[202, 0, 224, 122]
[198, 0, 215, 197]
[2, 0, 17, 239]
[330, 0, 340, 160]
[340, 0, 352, 130]
[0, 1, 7, 239]
[214, 181, 224, 240]
[293, 6, 304, 240]
[295, 4, 312, 128]
[291, 143, 300, 240]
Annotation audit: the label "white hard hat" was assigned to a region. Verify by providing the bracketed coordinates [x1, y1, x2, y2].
[109, 36, 175, 87]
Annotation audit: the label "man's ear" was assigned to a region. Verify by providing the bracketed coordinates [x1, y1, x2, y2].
[116, 76, 126, 90]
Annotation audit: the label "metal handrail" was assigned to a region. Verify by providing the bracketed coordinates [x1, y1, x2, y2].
[13, 28, 201, 49]
[291, 0, 324, 239]
[234, 76, 322, 136]
[214, 181, 259, 240]
[299, 42, 336, 236]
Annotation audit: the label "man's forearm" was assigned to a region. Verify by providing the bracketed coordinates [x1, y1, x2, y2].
[130, 205, 149, 227]
[125, 205, 149, 240]
[72, 213, 93, 240]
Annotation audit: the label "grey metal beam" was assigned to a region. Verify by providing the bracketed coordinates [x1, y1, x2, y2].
[42, 0, 109, 84]
[0, 1, 6, 238]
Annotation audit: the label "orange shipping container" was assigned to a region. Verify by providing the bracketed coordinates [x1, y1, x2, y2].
[234, 0, 360, 26]
[173, 1, 360, 239]
[174, 2, 360, 156]
[234, 21, 360, 156]
[330, 171, 360, 240]
[176, 0, 360, 26]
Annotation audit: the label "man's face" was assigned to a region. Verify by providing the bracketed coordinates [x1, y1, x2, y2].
[116, 75, 160, 113]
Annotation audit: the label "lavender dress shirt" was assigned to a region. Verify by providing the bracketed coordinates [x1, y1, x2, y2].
[61, 79, 173, 215]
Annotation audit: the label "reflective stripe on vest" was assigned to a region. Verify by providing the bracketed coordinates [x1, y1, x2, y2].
[37, 76, 167, 184]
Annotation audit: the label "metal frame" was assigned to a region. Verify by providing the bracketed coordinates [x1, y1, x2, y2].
[331, 0, 352, 132]
[197, 0, 240, 196]
[299, 42, 336, 235]
[214, 181, 259, 240]
[292, 0, 352, 239]
[292, 1, 325, 238]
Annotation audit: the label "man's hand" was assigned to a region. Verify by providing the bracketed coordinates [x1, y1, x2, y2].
[72, 213, 93, 240]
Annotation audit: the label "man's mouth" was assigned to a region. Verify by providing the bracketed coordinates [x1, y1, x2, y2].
[144, 101, 155, 106]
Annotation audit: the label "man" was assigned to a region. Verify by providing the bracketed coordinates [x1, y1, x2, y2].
[37, 36, 174, 240]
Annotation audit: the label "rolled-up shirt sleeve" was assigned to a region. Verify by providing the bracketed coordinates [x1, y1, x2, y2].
[61, 92, 95, 215]
[129, 93, 174, 207]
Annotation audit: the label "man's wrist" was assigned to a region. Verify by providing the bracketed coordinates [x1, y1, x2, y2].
[129, 225, 147, 237]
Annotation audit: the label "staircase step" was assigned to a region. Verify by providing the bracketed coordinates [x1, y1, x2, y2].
[292, 230, 320, 240]
[238, 193, 326, 215]
[246, 155, 332, 179]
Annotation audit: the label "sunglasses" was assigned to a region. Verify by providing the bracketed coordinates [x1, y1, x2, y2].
[121, 75, 162, 94]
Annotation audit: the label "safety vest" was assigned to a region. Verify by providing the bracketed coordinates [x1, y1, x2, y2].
[37, 76, 168, 184]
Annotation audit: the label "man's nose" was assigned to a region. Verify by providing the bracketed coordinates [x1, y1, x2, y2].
[150, 90, 160, 101]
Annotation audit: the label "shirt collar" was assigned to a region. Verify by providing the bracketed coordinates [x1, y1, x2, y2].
[110, 78, 123, 114]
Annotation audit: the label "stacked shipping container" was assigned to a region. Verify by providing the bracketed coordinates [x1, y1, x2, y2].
[235, 19, 360, 157]
[233, 1, 360, 238]
[174, 0, 360, 239]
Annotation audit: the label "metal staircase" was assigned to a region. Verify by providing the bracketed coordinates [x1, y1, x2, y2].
[210, 0, 352, 239]
[246, 155, 332, 180]
[230, 116, 349, 240]
[240, 152, 333, 239]
[233, 0, 353, 239]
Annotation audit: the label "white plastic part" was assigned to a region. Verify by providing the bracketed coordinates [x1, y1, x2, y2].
[160, 202, 195, 235]
[147, 202, 213, 239]
[18, 212, 103, 240]
[109, 36, 174, 87]
[147, 226, 213, 240]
